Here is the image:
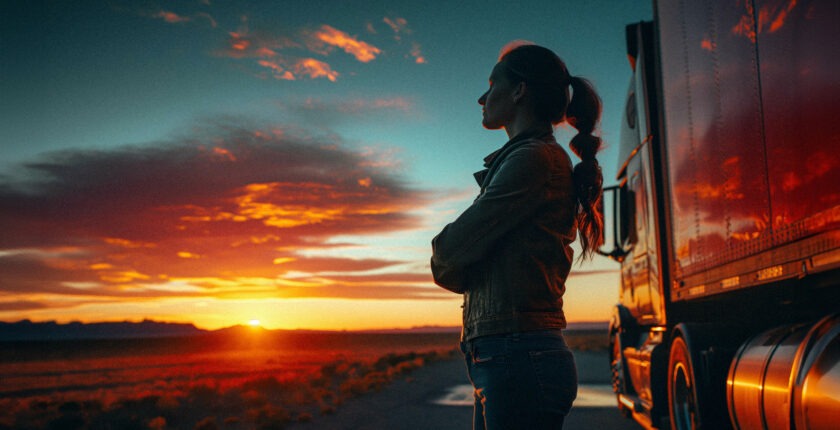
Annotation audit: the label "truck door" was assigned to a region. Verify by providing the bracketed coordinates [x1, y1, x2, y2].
[622, 139, 663, 326]
[619, 22, 665, 327]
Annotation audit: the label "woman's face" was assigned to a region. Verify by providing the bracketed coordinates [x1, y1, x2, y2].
[478, 63, 517, 130]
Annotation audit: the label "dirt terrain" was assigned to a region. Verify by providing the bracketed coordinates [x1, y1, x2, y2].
[287, 350, 642, 430]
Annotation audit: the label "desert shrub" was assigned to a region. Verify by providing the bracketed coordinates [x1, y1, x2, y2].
[90, 413, 147, 430]
[184, 385, 222, 410]
[46, 413, 85, 430]
[242, 377, 286, 396]
[236, 388, 266, 409]
[29, 400, 52, 414]
[147, 416, 166, 430]
[318, 361, 340, 379]
[57, 401, 81, 415]
[287, 385, 316, 406]
[337, 377, 366, 397]
[312, 387, 336, 407]
[3, 345, 461, 429]
[155, 394, 180, 411]
[373, 352, 412, 370]
[388, 357, 424, 377]
[319, 404, 336, 416]
[193, 416, 218, 430]
[248, 404, 291, 430]
[339, 370, 390, 397]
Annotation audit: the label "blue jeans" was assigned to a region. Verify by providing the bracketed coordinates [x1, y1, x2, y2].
[461, 330, 577, 430]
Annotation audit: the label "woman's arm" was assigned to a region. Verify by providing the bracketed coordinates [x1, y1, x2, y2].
[431, 142, 554, 292]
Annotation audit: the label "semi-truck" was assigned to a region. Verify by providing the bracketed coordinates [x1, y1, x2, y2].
[601, 1, 839, 429]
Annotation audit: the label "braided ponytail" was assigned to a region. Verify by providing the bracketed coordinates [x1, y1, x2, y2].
[566, 76, 604, 261]
[498, 44, 605, 261]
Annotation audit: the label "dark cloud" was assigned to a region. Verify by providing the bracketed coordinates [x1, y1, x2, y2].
[0, 301, 50, 312]
[0, 123, 434, 307]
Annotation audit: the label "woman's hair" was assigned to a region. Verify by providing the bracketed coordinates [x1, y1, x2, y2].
[499, 43, 604, 261]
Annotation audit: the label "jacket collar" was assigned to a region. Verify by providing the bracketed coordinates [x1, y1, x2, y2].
[473, 125, 554, 186]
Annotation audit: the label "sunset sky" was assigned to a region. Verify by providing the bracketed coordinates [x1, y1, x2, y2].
[0, 1, 652, 330]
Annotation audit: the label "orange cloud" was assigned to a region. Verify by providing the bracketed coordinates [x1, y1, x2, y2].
[150, 10, 217, 28]
[223, 28, 341, 82]
[311, 25, 381, 63]
[0, 123, 433, 316]
[223, 31, 294, 59]
[411, 42, 426, 64]
[257, 59, 296, 81]
[383, 17, 409, 38]
[213, 147, 236, 161]
[294, 58, 339, 81]
[229, 32, 251, 52]
[380, 16, 426, 64]
[155, 11, 190, 24]
[148, 7, 417, 83]
[158, 8, 423, 82]
[257, 58, 338, 82]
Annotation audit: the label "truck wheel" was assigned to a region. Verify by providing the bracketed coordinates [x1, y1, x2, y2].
[668, 336, 700, 430]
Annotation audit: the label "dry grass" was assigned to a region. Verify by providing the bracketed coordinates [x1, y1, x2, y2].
[0, 328, 608, 429]
[564, 329, 609, 352]
[0, 347, 459, 430]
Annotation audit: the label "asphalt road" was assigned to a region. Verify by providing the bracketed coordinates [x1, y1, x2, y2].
[287, 350, 643, 430]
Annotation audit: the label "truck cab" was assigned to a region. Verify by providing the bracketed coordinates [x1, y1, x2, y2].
[602, 2, 840, 429]
[604, 20, 671, 429]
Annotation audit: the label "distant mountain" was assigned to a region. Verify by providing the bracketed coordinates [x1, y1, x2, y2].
[0, 320, 207, 341]
[358, 321, 608, 334]
[0, 320, 610, 341]
[359, 325, 462, 334]
[565, 321, 609, 331]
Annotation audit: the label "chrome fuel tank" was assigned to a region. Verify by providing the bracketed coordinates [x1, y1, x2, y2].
[727, 314, 840, 430]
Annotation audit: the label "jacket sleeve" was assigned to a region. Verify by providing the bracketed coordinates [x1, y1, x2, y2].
[431, 142, 554, 292]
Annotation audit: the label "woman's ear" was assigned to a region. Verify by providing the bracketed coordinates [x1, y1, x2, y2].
[512, 81, 527, 104]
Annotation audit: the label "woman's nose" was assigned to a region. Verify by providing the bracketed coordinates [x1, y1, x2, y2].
[478, 91, 487, 105]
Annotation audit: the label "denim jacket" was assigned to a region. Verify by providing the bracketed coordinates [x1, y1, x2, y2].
[431, 127, 577, 342]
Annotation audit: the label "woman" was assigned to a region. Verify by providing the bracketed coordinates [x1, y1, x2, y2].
[430, 42, 604, 429]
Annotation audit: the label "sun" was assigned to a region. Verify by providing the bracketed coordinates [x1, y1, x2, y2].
[247, 319, 261, 327]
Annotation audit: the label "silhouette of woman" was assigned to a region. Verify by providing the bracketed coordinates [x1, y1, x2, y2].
[431, 41, 604, 429]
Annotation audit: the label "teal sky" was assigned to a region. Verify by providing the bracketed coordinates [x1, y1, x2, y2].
[0, 0, 653, 330]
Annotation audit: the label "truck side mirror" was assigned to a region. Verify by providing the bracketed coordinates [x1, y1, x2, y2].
[598, 184, 633, 262]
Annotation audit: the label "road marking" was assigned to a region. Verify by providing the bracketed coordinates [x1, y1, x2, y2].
[574, 384, 617, 407]
[432, 384, 473, 406]
[432, 384, 617, 408]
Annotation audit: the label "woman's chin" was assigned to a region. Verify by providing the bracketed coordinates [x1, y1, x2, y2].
[481, 120, 501, 130]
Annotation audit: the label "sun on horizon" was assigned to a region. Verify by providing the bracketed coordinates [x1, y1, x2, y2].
[247, 319, 261, 327]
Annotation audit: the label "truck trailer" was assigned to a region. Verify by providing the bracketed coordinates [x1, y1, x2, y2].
[601, 1, 839, 429]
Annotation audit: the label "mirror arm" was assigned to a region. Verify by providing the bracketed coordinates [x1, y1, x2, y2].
[597, 185, 630, 262]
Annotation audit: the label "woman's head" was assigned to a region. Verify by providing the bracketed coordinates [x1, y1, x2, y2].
[497, 43, 571, 125]
[495, 42, 605, 260]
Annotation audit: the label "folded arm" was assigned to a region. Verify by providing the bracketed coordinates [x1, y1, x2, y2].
[431, 143, 552, 292]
